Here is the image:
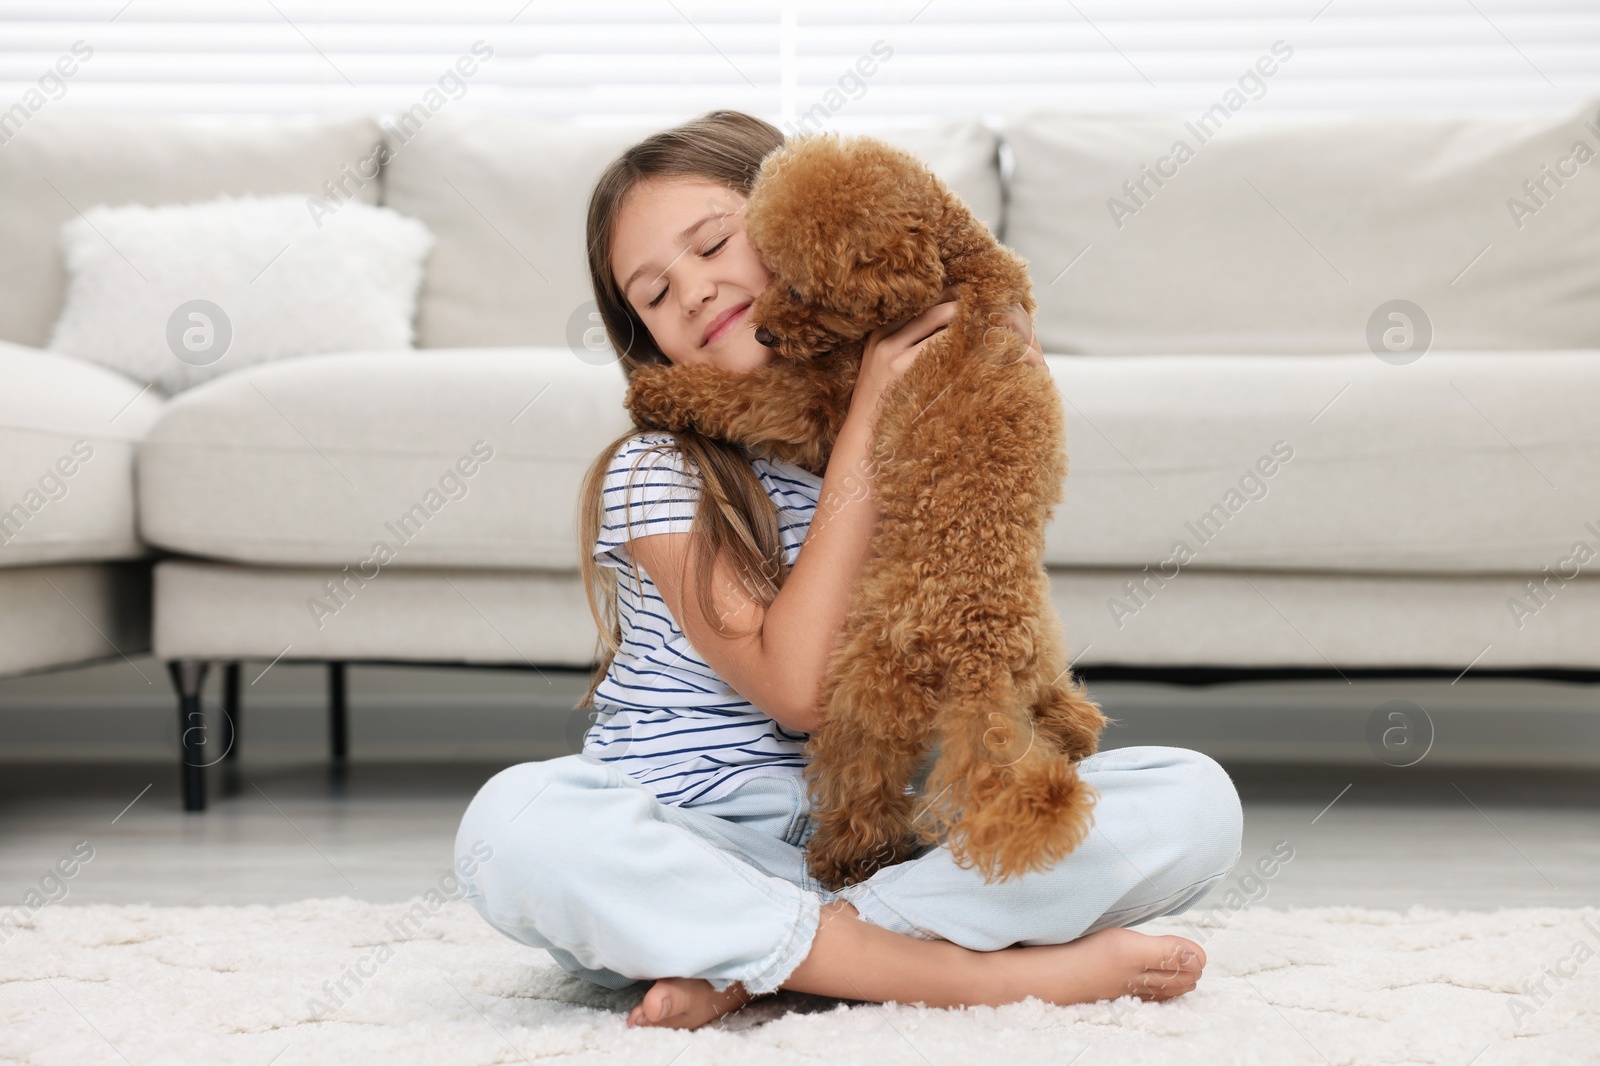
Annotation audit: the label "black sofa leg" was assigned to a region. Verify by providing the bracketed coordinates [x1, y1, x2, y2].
[329, 661, 348, 767]
[221, 661, 241, 762]
[167, 659, 209, 812]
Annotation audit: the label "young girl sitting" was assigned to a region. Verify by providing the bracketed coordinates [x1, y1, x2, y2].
[455, 109, 1244, 1031]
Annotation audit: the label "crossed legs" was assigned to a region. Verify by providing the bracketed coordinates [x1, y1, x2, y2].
[456, 746, 1243, 1031]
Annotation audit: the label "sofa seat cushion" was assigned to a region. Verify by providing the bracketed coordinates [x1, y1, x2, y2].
[137, 348, 632, 569]
[1049, 350, 1600, 573]
[0, 342, 163, 566]
[138, 346, 1600, 576]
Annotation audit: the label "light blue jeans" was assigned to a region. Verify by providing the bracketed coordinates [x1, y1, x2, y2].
[454, 745, 1243, 996]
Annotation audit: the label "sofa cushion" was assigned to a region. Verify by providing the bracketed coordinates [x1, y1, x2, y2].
[47, 195, 435, 396]
[382, 113, 1003, 348]
[0, 341, 163, 567]
[138, 347, 1600, 576]
[875, 120, 1003, 238]
[1004, 100, 1600, 355]
[1048, 350, 1600, 574]
[0, 112, 384, 349]
[138, 348, 633, 570]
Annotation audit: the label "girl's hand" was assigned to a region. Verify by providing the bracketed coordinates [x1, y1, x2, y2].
[850, 291, 1047, 425]
[997, 302, 1047, 370]
[850, 291, 959, 425]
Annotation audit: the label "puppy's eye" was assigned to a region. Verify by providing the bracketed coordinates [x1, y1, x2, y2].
[788, 285, 802, 302]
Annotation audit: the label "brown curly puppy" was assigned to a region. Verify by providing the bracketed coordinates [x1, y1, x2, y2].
[625, 134, 1108, 889]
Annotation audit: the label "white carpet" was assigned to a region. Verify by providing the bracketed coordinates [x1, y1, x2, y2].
[2, 898, 1596, 1065]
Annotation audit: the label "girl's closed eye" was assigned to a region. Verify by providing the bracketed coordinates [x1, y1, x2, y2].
[647, 237, 730, 309]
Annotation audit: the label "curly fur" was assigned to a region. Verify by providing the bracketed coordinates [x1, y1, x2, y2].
[623, 134, 1108, 888]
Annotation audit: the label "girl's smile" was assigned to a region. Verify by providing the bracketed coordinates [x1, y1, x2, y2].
[611, 177, 776, 374]
[701, 300, 751, 348]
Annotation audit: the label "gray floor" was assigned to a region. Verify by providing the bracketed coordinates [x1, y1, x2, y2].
[1, 656, 1597, 910]
[2, 756, 1597, 911]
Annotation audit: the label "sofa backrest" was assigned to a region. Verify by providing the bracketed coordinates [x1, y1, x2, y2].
[0, 110, 1000, 355]
[11, 104, 1596, 359]
[0, 112, 384, 349]
[1004, 99, 1600, 355]
[382, 113, 1003, 349]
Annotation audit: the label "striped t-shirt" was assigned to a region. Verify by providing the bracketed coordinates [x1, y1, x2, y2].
[589, 431, 824, 806]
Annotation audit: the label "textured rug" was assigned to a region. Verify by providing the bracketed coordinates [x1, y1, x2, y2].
[1, 898, 1596, 1065]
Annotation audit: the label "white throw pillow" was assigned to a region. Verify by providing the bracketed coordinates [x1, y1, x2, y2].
[47, 194, 434, 395]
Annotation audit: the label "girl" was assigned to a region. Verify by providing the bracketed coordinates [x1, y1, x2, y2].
[456, 110, 1243, 1031]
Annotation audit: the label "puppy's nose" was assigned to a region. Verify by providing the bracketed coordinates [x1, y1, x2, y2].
[755, 327, 778, 347]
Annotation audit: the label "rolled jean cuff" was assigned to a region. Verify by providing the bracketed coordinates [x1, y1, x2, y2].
[834, 880, 941, 944]
[723, 890, 822, 995]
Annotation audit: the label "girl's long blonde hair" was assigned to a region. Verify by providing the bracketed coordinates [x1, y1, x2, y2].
[575, 109, 792, 711]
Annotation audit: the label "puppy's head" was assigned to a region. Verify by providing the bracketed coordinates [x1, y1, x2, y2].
[745, 134, 948, 359]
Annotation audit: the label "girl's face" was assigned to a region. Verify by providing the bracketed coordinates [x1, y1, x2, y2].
[611, 177, 775, 373]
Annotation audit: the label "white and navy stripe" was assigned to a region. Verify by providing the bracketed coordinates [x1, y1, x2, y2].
[591, 431, 823, 806]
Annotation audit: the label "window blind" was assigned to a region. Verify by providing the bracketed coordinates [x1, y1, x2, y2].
[0, 0, 1595, 129]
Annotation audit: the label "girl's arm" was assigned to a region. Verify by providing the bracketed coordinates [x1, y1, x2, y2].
[633, 299, 1043, 732]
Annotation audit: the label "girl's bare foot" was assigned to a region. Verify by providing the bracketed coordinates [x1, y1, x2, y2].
[985, 926, 1208, 1007]
[623, 911, 1206, 1029]
[625, 977, 755, 1030]
[781, 901, 1207, 1011]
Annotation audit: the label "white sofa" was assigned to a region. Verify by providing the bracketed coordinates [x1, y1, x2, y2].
[3, 104, 1598, 810]
[0, 342, 159, 678]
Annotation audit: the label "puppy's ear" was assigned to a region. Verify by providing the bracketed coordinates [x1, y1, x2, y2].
[746, 135, 946, 325]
